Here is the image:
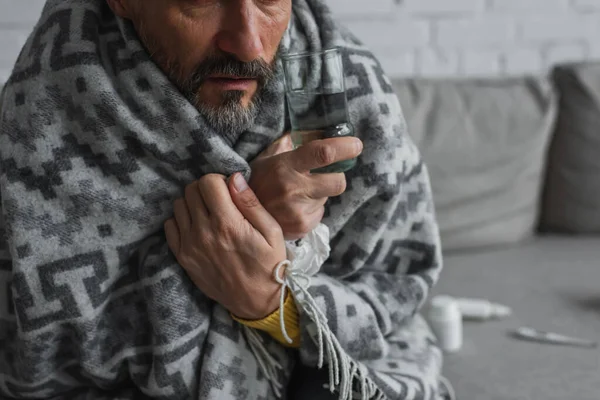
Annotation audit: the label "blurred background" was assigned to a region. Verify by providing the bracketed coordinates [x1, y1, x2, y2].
[328, 0, 600, 76]
[1, 0, 600, 80]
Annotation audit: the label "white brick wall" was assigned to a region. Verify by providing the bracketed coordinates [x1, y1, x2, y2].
[332, 0, 600, 77]
[0, 0, 599, 80]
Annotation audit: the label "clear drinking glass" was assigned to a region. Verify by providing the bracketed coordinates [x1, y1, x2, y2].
[282, 47, 356, 174]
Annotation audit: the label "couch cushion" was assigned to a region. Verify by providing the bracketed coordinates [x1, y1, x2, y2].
[433, 235, 600, 400]
[392, 77, 557, 252]
[541, 62, 600, 233]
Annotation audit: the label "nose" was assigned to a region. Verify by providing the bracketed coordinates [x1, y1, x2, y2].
[216, 2, 264, 62]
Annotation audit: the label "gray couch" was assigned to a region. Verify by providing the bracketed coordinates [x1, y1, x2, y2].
[393, 62, 600, 400]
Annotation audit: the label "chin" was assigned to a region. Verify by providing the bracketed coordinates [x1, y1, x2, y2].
[199, 89, 253, 109]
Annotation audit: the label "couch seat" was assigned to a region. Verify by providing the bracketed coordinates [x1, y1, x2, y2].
[434, 235, 600, 400]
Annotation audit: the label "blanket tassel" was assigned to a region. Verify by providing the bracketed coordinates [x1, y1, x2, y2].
[244, 261, 387, 400]
[278, 261, 386, 400]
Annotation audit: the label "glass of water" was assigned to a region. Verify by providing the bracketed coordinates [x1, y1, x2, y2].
[282, 47, 356, 174]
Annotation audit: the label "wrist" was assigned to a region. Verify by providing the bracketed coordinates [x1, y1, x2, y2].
[231, 281, 282, 321]
[233, 289, 301, 348]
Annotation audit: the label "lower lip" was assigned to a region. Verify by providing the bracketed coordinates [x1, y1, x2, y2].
[206, 78, 256, 91]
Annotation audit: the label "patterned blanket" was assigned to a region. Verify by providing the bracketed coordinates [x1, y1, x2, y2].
[0, 0, 444, 399]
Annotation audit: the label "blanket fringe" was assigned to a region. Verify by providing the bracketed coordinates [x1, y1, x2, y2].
[245, 261, 387, 400]
[292, 280, 384, 400]
[243, 326, 284, 398]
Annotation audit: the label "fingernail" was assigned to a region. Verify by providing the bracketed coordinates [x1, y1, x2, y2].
[354, 138, 363, 153]
[233, 173, 249, 192]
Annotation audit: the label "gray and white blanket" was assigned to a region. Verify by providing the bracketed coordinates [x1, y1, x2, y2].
[0, 0, 444, 399]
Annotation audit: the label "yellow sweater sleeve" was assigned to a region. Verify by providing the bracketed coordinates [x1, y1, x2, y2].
[232, 291, 301, 348]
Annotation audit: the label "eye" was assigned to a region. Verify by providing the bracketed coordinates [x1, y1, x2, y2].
[180, 0, 220, 8]
[257, 0, 284, 5]
[179, 0, 221, 14]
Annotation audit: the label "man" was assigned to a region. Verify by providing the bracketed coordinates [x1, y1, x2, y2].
[0, 0, 446, 399]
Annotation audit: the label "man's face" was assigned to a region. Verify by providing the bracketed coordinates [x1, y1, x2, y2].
[110, 0, 292, 135]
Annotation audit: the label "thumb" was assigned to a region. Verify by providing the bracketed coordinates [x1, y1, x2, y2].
[256, 134, 293, 160]
[229, 173, 280, 243]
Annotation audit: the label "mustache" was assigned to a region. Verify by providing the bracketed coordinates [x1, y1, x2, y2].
[183, 54, 276, 92]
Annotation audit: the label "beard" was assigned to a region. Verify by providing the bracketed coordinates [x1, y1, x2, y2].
[178, 55, 277, 136]
[192, 90, 257, 137]
[136, 23, 277, 136]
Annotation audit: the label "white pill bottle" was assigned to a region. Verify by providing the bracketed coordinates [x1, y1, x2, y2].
[426, 296, 463, 353]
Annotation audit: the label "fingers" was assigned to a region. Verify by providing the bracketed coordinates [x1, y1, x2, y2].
[197, 174, 243, 219]
[284, 205, 325, 241]
[164, 218, 181, 256]
[173, 198, 192, 234]
[285, 137, 363, 172]
[195, 174, 282, 246]
[257, 134, 293, 159]
[307, 173, 347, 199]
[291, 130, 323, 146]
[229, 173, 282, 244]
[185, 181, 209, 224]
[274, 134, 294, 154]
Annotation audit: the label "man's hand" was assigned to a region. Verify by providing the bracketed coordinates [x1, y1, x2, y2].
[250, 135, 363, 240]
[164, 173, 287, 320]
